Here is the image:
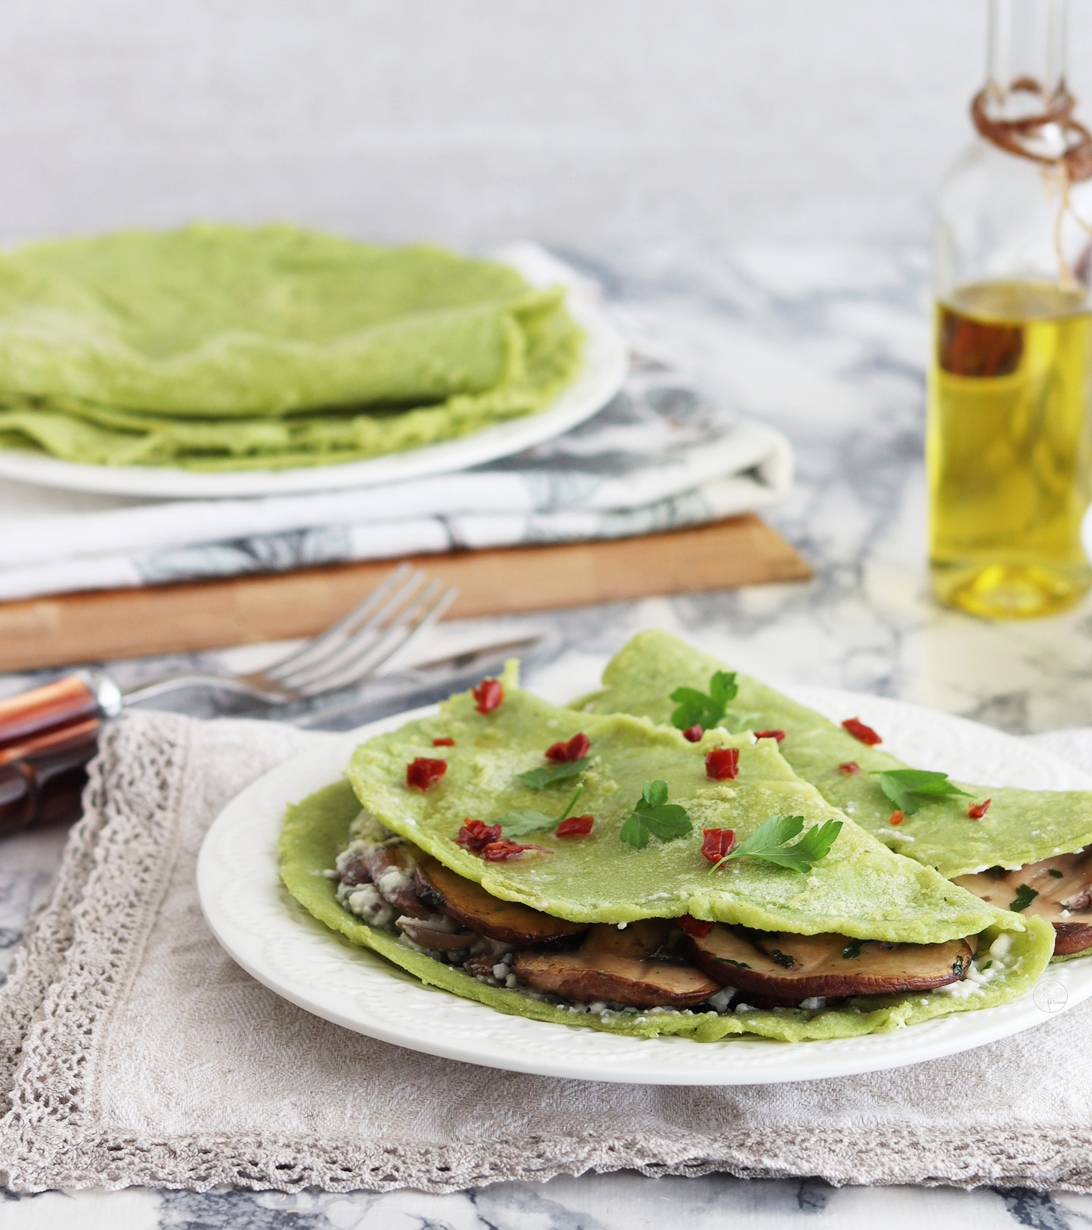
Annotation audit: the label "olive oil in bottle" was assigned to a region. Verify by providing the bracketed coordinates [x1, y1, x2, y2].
[927, 280, 1092, 618]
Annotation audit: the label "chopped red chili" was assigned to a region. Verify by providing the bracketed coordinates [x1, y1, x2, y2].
[406, 757, 447, 790]
[682, 724, 703, 743]
[456, 820, 502, 851]
[701, 827, 736, 863]
[556, 814, 594, 838]
[842, 717, 882, 746]
[432, 737, 455, 747]
[545, 732, 590, 762]
[705, 747, 740, 780]
[968, 798, 992, 820]
[481, 839, 547, 861]
[753, 729, 785, 742]
[677, 913, 713, 938]
[472, 678, 504, 714]
[838, 761, 861, 775]
[889, 810, 905, 826]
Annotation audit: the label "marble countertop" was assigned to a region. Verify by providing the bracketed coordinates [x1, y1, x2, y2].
[5, 242, 1092, 1228]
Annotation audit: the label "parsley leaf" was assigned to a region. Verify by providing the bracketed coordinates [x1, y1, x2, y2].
[670, 671, 739, 732]
[498, 786, 584, 838]
[711, 814, 843, 874]
[871, 769, 973, 815]
[518, 756, 590, 790]
[618, 780, 694, 849]
[1010, 883, 1039, 913]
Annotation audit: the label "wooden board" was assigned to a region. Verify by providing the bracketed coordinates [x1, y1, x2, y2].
[0, 515, 810, 672]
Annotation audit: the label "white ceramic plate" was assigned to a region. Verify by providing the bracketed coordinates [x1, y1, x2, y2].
[196, 686, 1092, 1085]
[0, 252, 628, 499]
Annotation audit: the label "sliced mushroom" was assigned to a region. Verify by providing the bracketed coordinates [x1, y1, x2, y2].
[686, 925, 976, 1005]
[367, 839, 431, 919]
[511, 921, 719, 1008]
[414, 855, 588, 946]
[954, 849, 1092, 956]
[396, 913, 476, 952]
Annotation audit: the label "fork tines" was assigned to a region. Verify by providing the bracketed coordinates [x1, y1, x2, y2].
[266, 564, 457, 697]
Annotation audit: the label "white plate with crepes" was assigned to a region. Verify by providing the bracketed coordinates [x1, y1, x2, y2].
[196, 686, 1092, 1084]
[0, 248, 629, 500]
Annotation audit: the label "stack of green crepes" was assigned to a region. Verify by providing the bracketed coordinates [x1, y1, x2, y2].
[0, 224, 583, 470]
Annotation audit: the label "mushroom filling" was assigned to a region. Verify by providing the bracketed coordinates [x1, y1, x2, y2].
[954, 848, 1092, 955]
[334, 835, 979, 1012]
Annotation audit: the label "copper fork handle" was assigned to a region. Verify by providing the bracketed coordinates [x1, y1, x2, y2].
[0, 672, 122, 760]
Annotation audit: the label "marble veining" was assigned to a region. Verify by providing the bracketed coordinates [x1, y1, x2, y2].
[5, 241, 1092, 1225]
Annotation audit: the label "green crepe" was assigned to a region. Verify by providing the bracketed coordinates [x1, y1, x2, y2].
[280, 775, 1052, 1044]
[344, 662, 1016, 944]
[0, 223, 583, 469]
[579, 630, 1092, 881]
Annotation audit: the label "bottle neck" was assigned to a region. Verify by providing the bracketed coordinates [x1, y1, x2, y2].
[986, 0, 1067, 115]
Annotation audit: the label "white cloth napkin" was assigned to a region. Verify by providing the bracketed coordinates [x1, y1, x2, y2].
[0, 247, 793, 603]
[1, 709, 1091, 1195]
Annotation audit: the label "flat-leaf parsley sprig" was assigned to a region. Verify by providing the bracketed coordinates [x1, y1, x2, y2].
[497, 786, 585, 838]
[871, 769, 973, 815]
[670, 671, 759, 737]
[707, 814, 842, 874]
[518, 757, 590, 790]
[619, 780, 694, 849]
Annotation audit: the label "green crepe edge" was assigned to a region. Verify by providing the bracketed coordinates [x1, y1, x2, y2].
[578, 629, 1092, 881]
[278, 778, 1055, 1045]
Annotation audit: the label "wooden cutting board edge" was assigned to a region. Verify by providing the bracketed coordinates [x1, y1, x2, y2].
[0, 515, 810, 672]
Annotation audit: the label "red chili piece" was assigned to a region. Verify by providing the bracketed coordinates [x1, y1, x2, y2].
[472, 678, 504, 714]
[432, 737, 455, 747]
[968, 799, 992, 820]
[705, 747, 740, 780]
[678, 913, 713, 938]
[406, 757, 447, 790]
[556, 814, 594, 838]
[838, 761, 862, 775]
[482, 839, 547, 861]
[753, 729, 786, 742]
[842, 717, 882, 746]
[701, 827, 737, 864]
[682, 724, 704, 743]
[889, 810, 905, 826]
[456, 820, 503, 851]
[546, 732, 590, 762]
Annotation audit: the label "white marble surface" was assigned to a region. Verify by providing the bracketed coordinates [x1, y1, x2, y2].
[6, 241, 1092, 1225]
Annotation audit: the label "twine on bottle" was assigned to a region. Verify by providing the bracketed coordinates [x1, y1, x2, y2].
[972, 77, 1092, 284]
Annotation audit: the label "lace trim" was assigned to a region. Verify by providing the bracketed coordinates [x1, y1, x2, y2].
[2, 711, 1092, 1194]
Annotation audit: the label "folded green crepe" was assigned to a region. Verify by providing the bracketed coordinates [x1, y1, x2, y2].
[580, 630, 1092, 881]
[280, 663, 1052, 1044]
[0, 224, 583, 469]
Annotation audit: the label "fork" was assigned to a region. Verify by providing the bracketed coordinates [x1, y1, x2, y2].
[0, 563, 457, 767]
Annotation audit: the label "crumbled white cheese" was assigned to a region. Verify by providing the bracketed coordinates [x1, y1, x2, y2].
[706, 989, 733, 1013]
[617, 922, 628, 930]
[989, 933, 1013, 963]
[320, 868, 339, 879]
[345, 884, 394, 927]
[492, 962, 511, 981]
[504, 973, 519, 989]
[375, 865, 413, 903]
[588, 1001, 607, 1014]
[734, 1002, 755, 1014]
[335, 839, 377, 875]
[799, 997, 827, 1011]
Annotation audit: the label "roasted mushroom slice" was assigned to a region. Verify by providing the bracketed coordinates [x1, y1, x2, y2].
[686, 925, 976, 1005]
[396, 913, 476, 952]
[512, 921, 719, 1008]
[414, 855, 588, 946]
[954, 849, 1092, 956]
[367, 839, 431, 918]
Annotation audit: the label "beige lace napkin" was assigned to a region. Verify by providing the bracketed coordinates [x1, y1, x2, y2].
[2, 709, 1092, 1194]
